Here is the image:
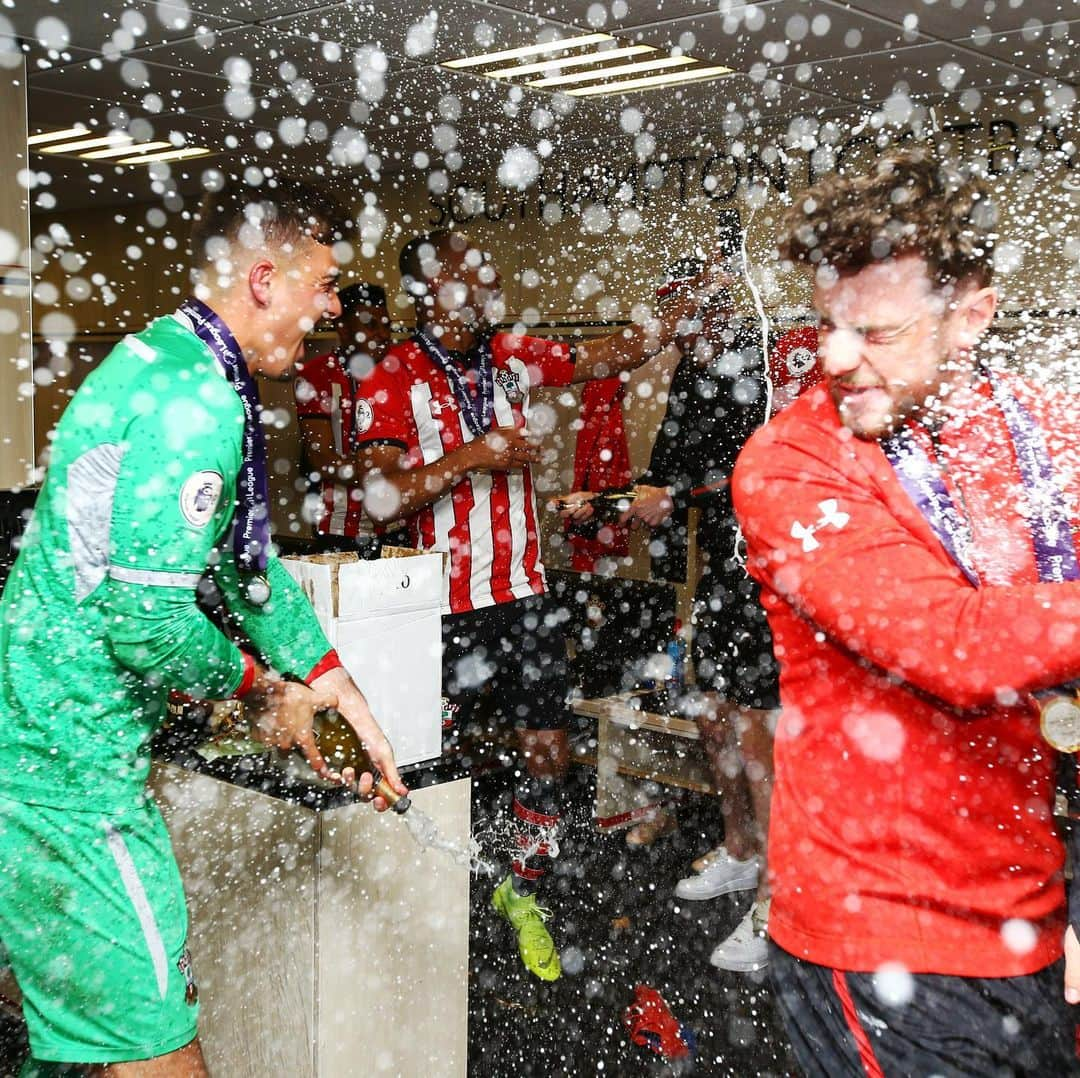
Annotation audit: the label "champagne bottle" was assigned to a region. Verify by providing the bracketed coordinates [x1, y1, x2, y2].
[559, 486, 637, 539]
[310, 709, 411, 814]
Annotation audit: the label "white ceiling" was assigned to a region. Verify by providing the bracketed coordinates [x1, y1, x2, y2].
[12, 0, 1078, 208]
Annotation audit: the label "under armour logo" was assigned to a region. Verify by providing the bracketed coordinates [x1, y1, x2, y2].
[790, 499, 850, 552]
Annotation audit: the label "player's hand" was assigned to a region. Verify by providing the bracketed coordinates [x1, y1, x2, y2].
[1065, 924, 1080, 1003]
[310, 667, 408, 812]
[657, 264, 737, 339]
[620, 484, 675, 528]
[694, 258, 737, 299]
[245, 667, 336, 777]
[552, 490, 596, 522]
[470, 425, 542, 472]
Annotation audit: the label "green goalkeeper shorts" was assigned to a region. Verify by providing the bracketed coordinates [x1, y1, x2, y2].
[0, 793, 199, 1064]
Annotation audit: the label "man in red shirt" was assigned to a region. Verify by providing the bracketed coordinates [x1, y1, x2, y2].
[733, 149, 1080, 1074]
[294, 283, 394, 551]
[355, 229, 726, 981]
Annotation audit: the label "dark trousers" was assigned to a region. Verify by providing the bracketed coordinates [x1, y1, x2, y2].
[441, 593, 570, 733]
[770, 941, 1080, 1077]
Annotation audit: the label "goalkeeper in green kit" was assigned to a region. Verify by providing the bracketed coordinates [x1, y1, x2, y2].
[0, 178, 405, 1075]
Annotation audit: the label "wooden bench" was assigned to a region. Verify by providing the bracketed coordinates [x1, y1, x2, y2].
[573, 693, 715, 830]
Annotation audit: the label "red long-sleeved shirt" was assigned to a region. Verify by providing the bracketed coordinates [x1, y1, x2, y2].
[733, 373, 1080, 976]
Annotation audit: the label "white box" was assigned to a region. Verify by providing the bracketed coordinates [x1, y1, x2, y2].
[281, 553, 443, 767]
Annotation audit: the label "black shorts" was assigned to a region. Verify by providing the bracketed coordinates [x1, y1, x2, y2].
[692, 554, 779, 709]
[441, 593, 570, 732]
[770, 942, 1080, 1077]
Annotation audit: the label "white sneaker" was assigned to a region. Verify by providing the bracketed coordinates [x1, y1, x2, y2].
[710, 899, 770, 972]
[691, 845, 726, 873]
[674, 848, 759, 901]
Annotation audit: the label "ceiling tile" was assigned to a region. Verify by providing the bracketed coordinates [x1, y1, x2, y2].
[489, 0, 725, 28]
[843, 0, 1076, 41]
[624, 1, 928, 75]
[1, 1, 237, 54]
[266, 0, 569, 67]
[29, 56, 232, 113]
[632, 69, 851, 121]
[791, 40, 1032, 103]
[186, 0, 341, 21]
[128, 23, 356, 88]
[954, 17, 1079, 82]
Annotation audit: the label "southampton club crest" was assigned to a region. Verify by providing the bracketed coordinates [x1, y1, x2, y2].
[494, 367, 524, 405]
[785, 346, 816, 377]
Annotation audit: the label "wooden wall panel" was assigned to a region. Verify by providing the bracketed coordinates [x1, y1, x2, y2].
[0, 61, 33, 489]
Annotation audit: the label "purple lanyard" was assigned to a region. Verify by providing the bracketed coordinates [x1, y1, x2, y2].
[414, 327, 494, 438]
[883, 369, 1079, 587]
[177, 298, 271, 577]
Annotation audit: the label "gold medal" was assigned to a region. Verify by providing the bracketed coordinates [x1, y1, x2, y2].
[1039, 694, 1080, 753]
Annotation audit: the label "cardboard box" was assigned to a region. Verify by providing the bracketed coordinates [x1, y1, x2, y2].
[281, 552, 443, 767]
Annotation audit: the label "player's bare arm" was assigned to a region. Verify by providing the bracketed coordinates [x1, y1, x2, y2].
[297, 415, 357, 479]
[570, 265, 734, 382]
[357, 427, 541, 522]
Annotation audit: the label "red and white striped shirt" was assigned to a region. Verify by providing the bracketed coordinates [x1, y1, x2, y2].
[356, 332, 576, 614]
[294, 351, 373, 539]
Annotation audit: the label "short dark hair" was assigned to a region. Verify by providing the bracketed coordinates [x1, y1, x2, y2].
[663, 256, 705, 287]
[189, 175, 351, 268]
[779, 148, 997, 289]
[339, 283, 386, 315]
[398, 229, 467, 287]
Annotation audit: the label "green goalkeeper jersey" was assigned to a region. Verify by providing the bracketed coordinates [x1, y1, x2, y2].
[0, 313, 332, 810]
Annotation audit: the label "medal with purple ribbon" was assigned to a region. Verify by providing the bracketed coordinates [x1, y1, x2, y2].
[884, 368, 1080, 750]
[176, 297, 272, 604]
[1039, 694, 1080, 753]
[414, 327, 495, 439]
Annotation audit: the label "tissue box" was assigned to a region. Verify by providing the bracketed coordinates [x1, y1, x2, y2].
[281, 552, 443, 767]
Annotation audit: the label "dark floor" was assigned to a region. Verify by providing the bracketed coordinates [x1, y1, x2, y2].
[0, 1011, 26, 1078]
[0, 761, 798, 1077]
[467, 764, 797, 1077]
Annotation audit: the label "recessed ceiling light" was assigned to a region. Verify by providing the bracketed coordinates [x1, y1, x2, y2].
[443, 32, 613, 69]
[27, 125, 90, 146]
[566, 63, 734, 96]
[112, 146, 212, 165]
[485, 44, 655, 80]
[529, 55, 696, 89]
[38, 133, 132, 155]
[79, 140, 173, 160]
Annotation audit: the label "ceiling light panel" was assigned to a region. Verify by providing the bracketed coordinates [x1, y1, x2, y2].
[38, 133, 132, 154]
[443, 32, 733, 96]
[528, 55, 695, 89]
[27, 126, 89, 146]
[566, 64, 734, 97]
[79, 141, 173, 160]
[112, 147, 212, 165]
[27, 125, 212, 165]
[485, 44, 654, 80]
[442, 32, 612, 69]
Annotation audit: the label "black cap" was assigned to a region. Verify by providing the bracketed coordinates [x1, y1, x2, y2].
[338, 282, 387, 315]
[664, 256, 705, 287]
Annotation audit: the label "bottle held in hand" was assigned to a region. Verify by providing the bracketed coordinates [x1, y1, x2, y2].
[559, 486, 637, 539]
[310, 709, 411, 814]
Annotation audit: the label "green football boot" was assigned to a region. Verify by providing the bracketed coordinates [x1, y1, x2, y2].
[492, 874, 562, 982]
